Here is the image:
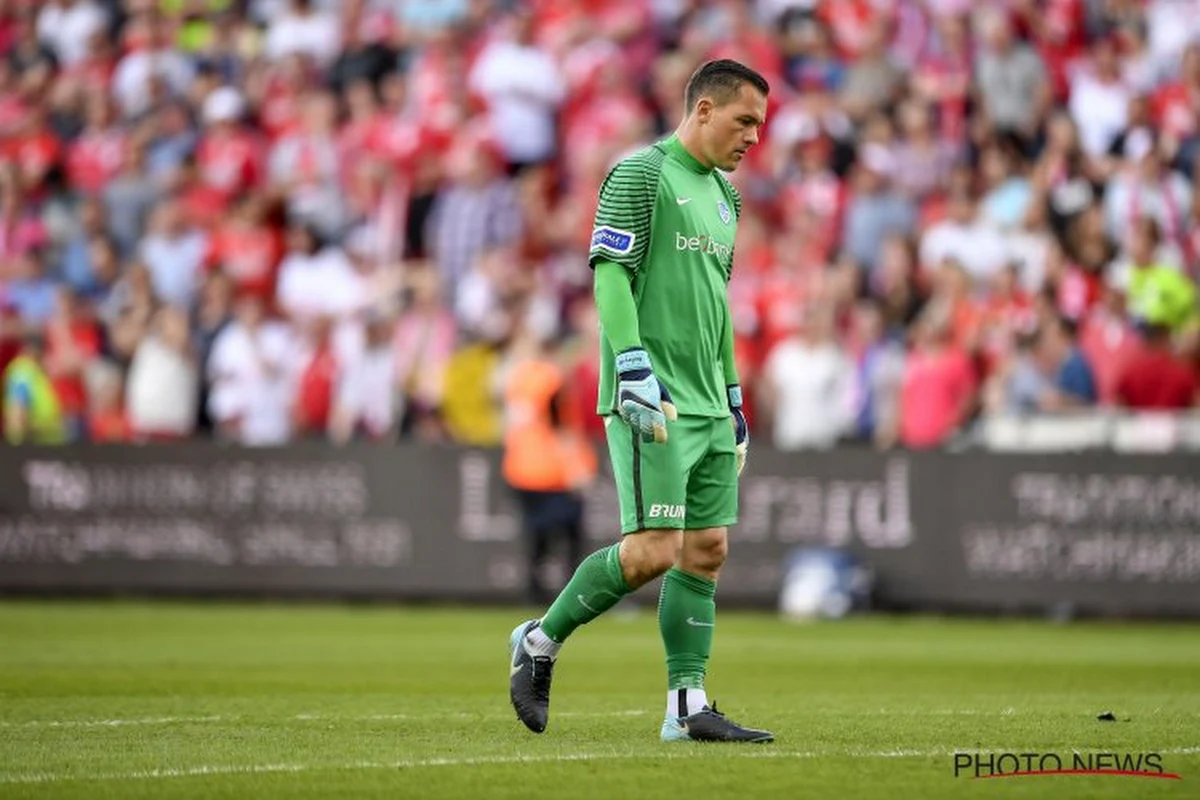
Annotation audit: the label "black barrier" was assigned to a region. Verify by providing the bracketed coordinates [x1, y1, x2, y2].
[0, 445, 1198, 616]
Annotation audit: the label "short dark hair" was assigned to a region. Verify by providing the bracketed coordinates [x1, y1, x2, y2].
[684, 59, 769, 113]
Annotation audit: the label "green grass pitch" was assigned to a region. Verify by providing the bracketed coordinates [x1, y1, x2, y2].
[0, 600, 1197, 799]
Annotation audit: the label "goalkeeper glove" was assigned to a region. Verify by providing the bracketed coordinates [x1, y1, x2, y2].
[616, 348, 677, 444]
[728, 384, 749, 475]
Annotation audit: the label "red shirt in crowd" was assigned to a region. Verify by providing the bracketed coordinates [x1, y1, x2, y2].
[5, 128, 61, 186]
[67, 127, 126, 195]
[88, 410, 133, 443]
[899, 345, 976, 449]
[196, 128, 262, 206]
[45, 319, 102, 418]
[206, 221, 283, 303]
[1116, 347, 1198, 409]
[294, 342, 338, 434]
[1078, 311, 1143, 405]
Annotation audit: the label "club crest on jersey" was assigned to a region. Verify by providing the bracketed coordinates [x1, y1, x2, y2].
[717, 200, 732, 225]
[591, 225, 635, 255]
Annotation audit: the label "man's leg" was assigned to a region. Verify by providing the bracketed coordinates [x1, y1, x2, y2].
[658, 417, 773, 743]
[509, 530, 680, 733]
[659, 527, 725, 720]
[509, 416, 684, 734]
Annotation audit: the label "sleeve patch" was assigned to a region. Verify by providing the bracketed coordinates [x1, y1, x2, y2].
[590, 225, 636, 255]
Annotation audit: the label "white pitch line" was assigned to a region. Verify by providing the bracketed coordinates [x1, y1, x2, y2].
[0, 710, 652, 730]
[0, 716, 226, 729]
[2, 746, 1199, 786]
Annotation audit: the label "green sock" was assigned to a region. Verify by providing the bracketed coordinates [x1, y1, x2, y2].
[540, 543, 631, 643]
[658, 567, 717, 690]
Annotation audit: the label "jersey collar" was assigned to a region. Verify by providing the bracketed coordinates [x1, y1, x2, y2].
[662, 134, 712, 175]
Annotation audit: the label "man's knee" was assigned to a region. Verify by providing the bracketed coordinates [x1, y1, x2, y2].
[619, 529, 682, 589]
[679, 527, 728, 579]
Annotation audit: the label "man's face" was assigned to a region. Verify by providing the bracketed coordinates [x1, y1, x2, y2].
[697, 83, 767, 172]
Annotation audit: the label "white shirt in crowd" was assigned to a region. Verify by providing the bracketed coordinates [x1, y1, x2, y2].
[139, 229, 208, 309]
[764, 338, 857, 451]
[1146, 0, 1200, 80]
[207, 321, 296, 446]
[1103, 169, 1193, 247]
[112, 49, 195, 119]
[264, 9, 341, 66]
[125, 336, 198, 436]
[468, 38, 566, 165]
[920, 217, 1008, 283]
[1068, 70, 1132, 157]
[37, 1, 107, 67]
[276, 247, 366, 322]
[335, 343, 399, 438]
[1003, 230, 1052, 295]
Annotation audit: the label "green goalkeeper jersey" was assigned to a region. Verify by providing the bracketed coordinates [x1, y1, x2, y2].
[590, 134, 741, 419]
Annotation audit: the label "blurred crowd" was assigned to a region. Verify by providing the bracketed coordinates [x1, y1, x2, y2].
[1, 0, 1199, 451]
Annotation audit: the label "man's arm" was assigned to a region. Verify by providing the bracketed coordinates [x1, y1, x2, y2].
[721, 294, 739, 388]
[721, 295, 749, 473]
[592, 259, 640, 353]
[593, 257, 675, 440]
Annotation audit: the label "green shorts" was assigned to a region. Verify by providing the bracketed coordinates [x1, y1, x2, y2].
[604, 413, 739, 534]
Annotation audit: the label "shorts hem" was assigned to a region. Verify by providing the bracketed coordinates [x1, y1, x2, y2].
[620, 521, 686, 535]
[683, 516, 738, 531]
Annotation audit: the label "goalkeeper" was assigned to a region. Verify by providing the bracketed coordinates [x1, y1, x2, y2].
[508, 59, 772, 744]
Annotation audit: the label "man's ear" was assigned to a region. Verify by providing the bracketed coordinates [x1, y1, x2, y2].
[694, 97, 713, 124]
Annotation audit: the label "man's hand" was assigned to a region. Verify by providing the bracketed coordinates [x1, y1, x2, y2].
[728, 384, 749, 475]
[616, 348, 677, 443]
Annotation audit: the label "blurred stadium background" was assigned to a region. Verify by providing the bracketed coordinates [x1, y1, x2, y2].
[0, 0, 1198, 797]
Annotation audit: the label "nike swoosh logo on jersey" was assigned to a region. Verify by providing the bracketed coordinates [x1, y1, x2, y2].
[510, 660, 524, 677]
[676, 197, 691, 205]
[686, 617, 714, 627]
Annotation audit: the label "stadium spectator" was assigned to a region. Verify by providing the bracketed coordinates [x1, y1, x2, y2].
[468, 6, 565, 172]
[1118, 217, 1199, 334]
[83, 358, 131, 442]
[841, 143, 917, 274]
[974, 10, 1050, 147]
[3, 331, 66, 444]
[139, 197, 208, 310]
[848, 298, 906, 447]
[759, 304, 856, 451]
[920, 186, 1008, 285]
[393, 263, 456, 437]
[125, 304, 199, 440]
[330, 309, 400, 443]
[499, 324, 595, 604]
[428, 130, 522, 307]
[207, 293, 294, 446]
[44, 286, 100, 439]
[36, 0, 107, 69]
[898, 304, 976, 449]
[1116, 322, 1199, 409]
[291, 314, 339, 439]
